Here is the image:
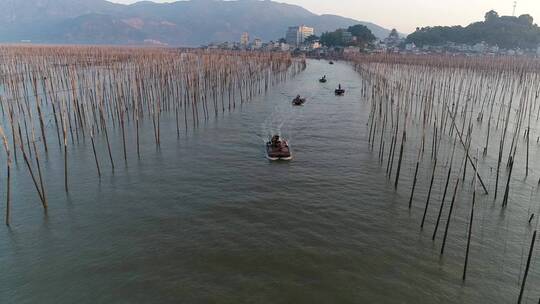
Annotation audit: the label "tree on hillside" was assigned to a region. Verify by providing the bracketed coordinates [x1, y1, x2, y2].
[406, 10, 540, 49]
[485, 10, 499, 23]
[518, 14, 534, 26]
[388, 29, 399, 40]
[320, 30, 344, 47]
[385, 28, 401, 46]
[320, 25, 376, 48]
[347, 24, 376, 45]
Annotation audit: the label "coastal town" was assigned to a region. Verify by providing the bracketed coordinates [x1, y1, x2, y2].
[205, 22, 540, 57]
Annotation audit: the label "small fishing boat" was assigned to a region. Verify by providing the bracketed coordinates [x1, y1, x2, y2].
[266, 135, 292, 161]
[319, 75, 327, 83]
[292, 95, 306, 106]
[329, 61, 334, 65]
[335, 84, 345, 96]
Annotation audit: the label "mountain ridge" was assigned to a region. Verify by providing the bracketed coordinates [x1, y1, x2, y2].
[0, 0, 393, 46]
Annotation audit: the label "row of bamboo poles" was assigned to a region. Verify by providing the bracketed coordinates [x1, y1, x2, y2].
[348, 53, 539, 302]
[0, 45, 306, 226]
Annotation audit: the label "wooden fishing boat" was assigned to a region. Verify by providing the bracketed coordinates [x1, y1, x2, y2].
[266, 136, 292, 161]
[292, 96, 306, 106]
[335, 84, 345, 96]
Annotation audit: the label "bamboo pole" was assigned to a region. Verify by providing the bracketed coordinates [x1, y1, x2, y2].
[0, 126, 11, 225]
[517, 230, 537, 304]
[463, 150, 479, 282]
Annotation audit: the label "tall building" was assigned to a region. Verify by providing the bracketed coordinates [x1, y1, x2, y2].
[285, 25, 314, 46]
[240, 32, 249, 47]
[253, 38, 263, 49]
[285, 27, 300, 46]
[300, 25, 314, 41]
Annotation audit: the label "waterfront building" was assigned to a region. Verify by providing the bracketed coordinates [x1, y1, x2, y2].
[300, 25, 314, 41]
[253, 38, 263, 49]
[240, 32, 249, 47]
[286, 25, 314, 46]
[473, 41, 488, 53]
[405, 43, 416, 51]
[286, 27, 301, 46]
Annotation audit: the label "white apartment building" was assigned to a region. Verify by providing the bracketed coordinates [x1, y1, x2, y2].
[240, 32, 249, 47]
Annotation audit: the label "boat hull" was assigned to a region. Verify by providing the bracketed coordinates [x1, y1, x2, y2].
[266, 142, 292, 161]
[292, 98, 306, 106]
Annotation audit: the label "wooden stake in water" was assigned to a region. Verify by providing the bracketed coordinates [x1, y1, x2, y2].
[408, 160, 420, 209]
[18, 126, 47, 209]
[62, 105, 69, 193]
[502, 158, 514, 207]
[421, 157, 438, 229]
[433, 139, 457, 240]
[90, 127, 101, 178]
[517, 230, 537, 304]
[441, 178, 460, 256]
[0, 126, 11, 225]
[463, 150, 479, 282]
[31, 129, 47, 208]
[446, 105, 489, 195]
[441, 154, 467, 256]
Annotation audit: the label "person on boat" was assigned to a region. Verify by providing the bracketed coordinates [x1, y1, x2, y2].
[271, 135, 281, 147]
[323, 75, 326, 80]
[338, 84, 342, 90]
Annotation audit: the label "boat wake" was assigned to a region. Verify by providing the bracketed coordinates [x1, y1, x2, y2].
[259, 93, 308, 146]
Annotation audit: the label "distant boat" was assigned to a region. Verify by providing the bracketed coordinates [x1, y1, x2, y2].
[292, 95, 306, 106]
[335, 84, 345, 96]
[319, 76, 327, 83]
[329, 61, 334, 65]
[266, 135, 292, 161]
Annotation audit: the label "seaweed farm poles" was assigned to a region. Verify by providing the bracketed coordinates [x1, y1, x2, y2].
[0, 46, 303, 221]
[349, 53, 540, 287]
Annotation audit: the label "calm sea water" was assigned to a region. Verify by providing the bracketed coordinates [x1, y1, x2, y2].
[1, 60, 539, 303]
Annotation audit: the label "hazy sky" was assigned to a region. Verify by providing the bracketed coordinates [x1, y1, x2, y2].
[110, 0, 540, 33]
